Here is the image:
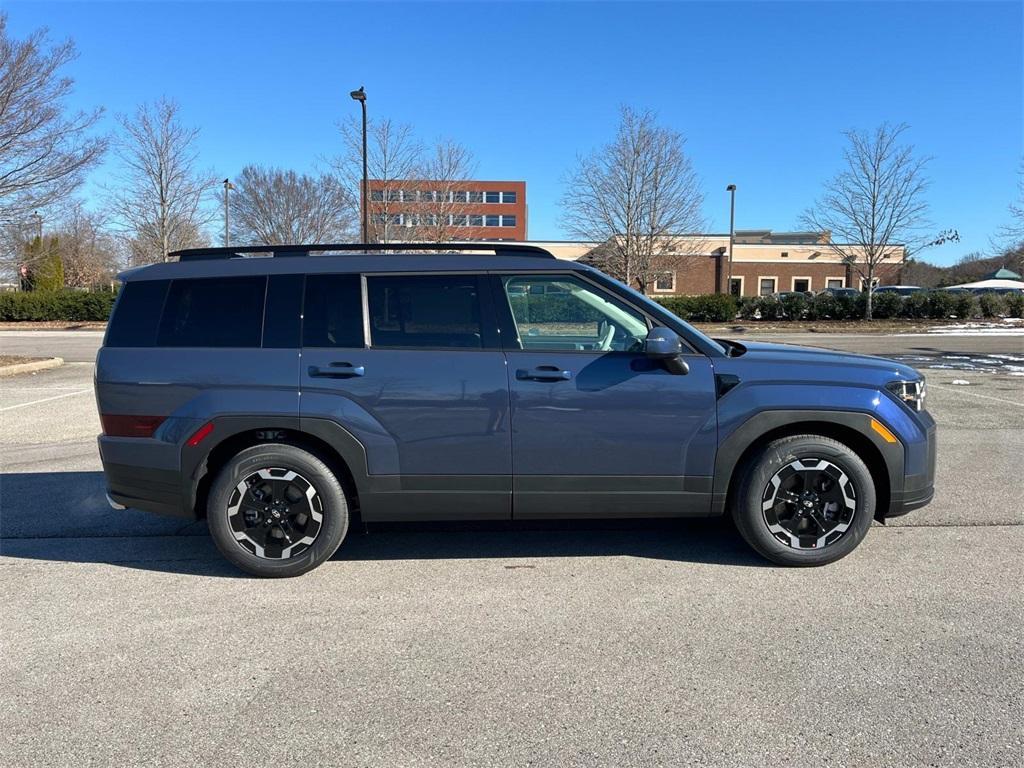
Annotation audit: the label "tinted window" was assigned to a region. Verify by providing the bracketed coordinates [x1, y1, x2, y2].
[262, 274, 304, 348]
[302, 274, 364, 348]
[157, 277, 266, 348]
[105, 280, 169, 347]
[367, 275, 483, 349]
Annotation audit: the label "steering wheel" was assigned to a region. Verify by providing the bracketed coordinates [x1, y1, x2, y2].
[597, 321, 616, 351]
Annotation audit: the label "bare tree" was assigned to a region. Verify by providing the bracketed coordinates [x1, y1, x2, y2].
[994, 159, 1024, 250]
[801, 123, 958, 319]
[0, 14, 106, 226]
[411, 139, 477, 242]
[106, 98, 217, 263]
[560, 107, 705, 293]
[228, 165, 356, 245]
[336, 117, 422, 243]
[52, 203, 119, 287]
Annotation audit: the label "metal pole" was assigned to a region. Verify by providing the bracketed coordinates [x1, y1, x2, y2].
[33, 210, 42, 241]
[222, 179, 232, 246]
[361, 98, 368, 244]
[726, 185, 736, 295]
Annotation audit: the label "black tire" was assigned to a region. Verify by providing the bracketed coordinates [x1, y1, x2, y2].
[733, 434, 876, 566]
[207, 443, 349, 577]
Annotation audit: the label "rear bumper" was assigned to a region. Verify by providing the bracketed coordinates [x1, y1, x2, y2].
[99, 435, 194, 519]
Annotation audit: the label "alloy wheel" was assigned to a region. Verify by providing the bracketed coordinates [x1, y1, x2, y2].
[761, 458, 857, 550]
[226, 467, 324, 559]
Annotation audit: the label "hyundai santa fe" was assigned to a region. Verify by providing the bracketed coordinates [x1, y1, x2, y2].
[95, 243, 936, 577]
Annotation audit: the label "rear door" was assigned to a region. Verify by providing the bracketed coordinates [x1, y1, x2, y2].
[493, 272, 719, 518]
[299, 272, 512, 521]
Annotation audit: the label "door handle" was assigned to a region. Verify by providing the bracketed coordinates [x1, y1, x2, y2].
[309, 363, 365, 378]
[516, 366, 573, 382]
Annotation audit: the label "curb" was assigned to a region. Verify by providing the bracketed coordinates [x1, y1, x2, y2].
[0, 357, 64, 377]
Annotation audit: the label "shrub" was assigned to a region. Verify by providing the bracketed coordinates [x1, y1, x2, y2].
[653, 296, 693, 320]
[900, 292, 930, 319]
[925, 290, 958, 320]
[1004, 292, 1024, 319]
[869, 291, 903, 319]
[738, 296, 784, 321]
[978, 293, 1005, 318]
[0, 290, 117, 322]
[777, 293, 808, 320]
[951, 292, 977, 320]
[686, 294, 737, 322]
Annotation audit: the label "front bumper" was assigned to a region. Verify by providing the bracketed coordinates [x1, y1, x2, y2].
[886, 413, 937, 518]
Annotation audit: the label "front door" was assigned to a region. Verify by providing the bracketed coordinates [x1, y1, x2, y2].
[300, 273, 512, 520]
[494, 273, 718, 518]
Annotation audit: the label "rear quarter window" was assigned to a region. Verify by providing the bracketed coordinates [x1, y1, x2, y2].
[105, 280, 170, 347]
[157, 276, 267, 348]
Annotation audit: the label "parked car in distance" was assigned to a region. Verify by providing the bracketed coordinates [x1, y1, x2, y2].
[941, 287, 973, 294]
[95, 243, 936, 577]
[873, 285, 922, 297]
[771, 291, 815, 300]
[817, 287, 859, 299]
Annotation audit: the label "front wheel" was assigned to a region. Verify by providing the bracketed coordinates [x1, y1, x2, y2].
[207, 444, 350, 577]
[733, 435, 876, 566]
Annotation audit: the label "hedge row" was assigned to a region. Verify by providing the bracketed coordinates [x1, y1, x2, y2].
[651, 294, 738, 322]
[730, 291, 1024, 321]
[0, 290, 118, 321]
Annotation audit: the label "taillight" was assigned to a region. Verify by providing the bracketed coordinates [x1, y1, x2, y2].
[100, 414, 166, 438]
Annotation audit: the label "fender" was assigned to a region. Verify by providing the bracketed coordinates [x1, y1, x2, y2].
[710, 408, 905, 517]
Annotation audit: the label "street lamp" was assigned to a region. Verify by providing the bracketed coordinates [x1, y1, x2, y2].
[222, 179, 234, 246]
[32, 210, 42, 241]
[726, 184, 737, 295]
[350, 86, 368, 244]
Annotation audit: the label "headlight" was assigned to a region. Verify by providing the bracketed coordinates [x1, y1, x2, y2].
[887, 378, 926, 412]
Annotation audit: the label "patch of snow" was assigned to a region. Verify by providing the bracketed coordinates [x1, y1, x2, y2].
[951, 379, 971, 385]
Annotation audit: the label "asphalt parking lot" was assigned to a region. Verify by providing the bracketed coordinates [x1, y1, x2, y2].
[1, 330, 1022, 767]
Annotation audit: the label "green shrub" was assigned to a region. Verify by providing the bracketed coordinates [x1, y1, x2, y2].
[869, 291, 903, 319]
[777, 293, 808, 320]
[0, 290, 117, 322]
[900, 292, 930, 319]
[1003, 292, 1024, 319]
[738, 296, 784, 321]
[951, 292, 977, 319]
[686, 294, 737, 322]
[978, 293, 1005, 318]
[925, 290, 958, 320]
[653, 296, 694, 320]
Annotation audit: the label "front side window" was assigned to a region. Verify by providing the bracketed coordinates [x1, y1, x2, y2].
[367, 275, 484, 349]
[501, 275, 648, 352]
[303, 274, 364, 348]
[157, 276, 266, 348]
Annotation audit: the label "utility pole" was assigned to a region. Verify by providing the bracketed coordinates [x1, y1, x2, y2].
[726, 185, 737, 295]
[32, 210, 42, 241]
[222, 179, 234, 246]
[350, 86, 368, 244]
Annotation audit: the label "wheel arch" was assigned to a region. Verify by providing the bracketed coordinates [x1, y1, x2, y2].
[184, 416, 369, 520]
[713, 410, 902, 522]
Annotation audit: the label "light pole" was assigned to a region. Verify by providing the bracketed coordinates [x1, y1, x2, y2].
[222, 179, 234, 246]
[726, 184, 737, 295]
[350, 86, 368, 244]
[32, 210, 42, 241]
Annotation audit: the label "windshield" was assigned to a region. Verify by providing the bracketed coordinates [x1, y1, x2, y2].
[587, 270, 727, 356]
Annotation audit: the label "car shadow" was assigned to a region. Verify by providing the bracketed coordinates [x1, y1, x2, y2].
[0, 471, 769, 577]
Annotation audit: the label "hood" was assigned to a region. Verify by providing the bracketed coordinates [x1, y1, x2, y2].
[723, 340, 921, 384]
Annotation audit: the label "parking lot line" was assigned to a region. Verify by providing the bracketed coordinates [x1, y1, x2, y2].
[0, 388, 92, 412]
[928, 383, 1024, 407]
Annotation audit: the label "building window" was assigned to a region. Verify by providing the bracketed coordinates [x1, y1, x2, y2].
[502, 191, 517, 204]
[469, 214, 484, 226]
[826, 278, 845, 289]
[386, 190, 402, 202]
[485, 215, 500, 227]
[501, 215, 517, 228]
[485, 191, 501, 203]
[452, 191, 469, 203]
[370, 190, 384, 202]
[793, 278, 811, 293]
[781, 251, 789, 258]
[372, 213, 388, 225]
[451, 214, 468, 226]
[759, 277, 777, 296]
[729, 277, 744, 297]
[653, 272, 675, 293]
[468, 191, 484, 203]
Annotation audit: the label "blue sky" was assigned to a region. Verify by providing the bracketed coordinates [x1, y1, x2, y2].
[7, 0, 1022, 265]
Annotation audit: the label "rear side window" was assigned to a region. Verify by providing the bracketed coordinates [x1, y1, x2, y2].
[262, 274, 304, 348]
[302, 274, 364, 348]
[105, 280, 169, 347]
[157, 277, 266, 348]
[367, 275, 483, 349]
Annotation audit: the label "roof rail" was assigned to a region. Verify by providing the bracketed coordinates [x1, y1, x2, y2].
[170, 242, 556, 262]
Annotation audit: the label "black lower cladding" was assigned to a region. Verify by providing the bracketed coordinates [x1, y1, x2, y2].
[104, 461, 190, 518]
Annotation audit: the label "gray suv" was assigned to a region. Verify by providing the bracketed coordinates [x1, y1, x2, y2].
[96, 243, 936, 577]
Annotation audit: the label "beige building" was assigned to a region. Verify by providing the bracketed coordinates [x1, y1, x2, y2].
[541, 231, 905, 297]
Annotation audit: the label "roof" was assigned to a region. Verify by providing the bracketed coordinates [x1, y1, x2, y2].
[948, 277, 1024, 290]
[985, 267, 1022, 280]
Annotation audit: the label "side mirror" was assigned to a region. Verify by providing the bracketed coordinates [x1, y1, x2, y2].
[644, 327, 689, 375]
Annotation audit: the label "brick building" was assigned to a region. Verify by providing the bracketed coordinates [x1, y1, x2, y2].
[547, 230, 905, 296]
[364, 180, 526, 242]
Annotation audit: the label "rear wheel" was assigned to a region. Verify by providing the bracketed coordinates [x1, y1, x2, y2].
[733, 434, 875, 566]
[207, 444, 349, 577]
